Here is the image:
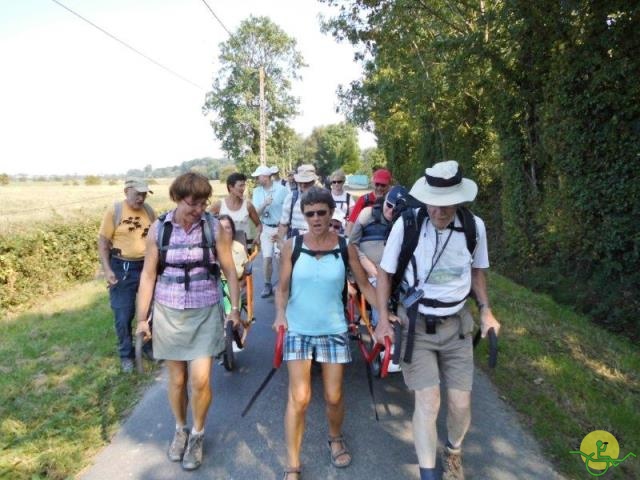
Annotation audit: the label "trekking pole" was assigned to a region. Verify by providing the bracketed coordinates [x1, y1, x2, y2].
[473, 327, 498, 368]
[241, 325, 285, 417]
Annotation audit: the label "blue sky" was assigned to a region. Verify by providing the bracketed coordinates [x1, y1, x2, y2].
[0, 0, 374, 175]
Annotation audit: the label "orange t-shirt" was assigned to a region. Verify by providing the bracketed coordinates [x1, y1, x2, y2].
[99, 202, 155, 259]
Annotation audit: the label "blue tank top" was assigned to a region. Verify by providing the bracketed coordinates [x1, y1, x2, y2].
[286, 242, 347, 335]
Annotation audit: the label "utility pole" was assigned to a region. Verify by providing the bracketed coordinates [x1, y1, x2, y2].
[259, 66, 266, 166]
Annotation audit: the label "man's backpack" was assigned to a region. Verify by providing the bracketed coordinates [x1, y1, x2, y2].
[359, 199, 390, 243]
[291, 234, 349, 307]
[391, 205, 477, 296]
[156, 211, 219, 290]
[113, 201, 155, 229]
[286, 187, 300, 238]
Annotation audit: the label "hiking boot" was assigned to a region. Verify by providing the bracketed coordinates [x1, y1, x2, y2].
[167, 428, 189, 462]
[182, 433, 204, 470]
[120, 358, 134, 373]
[442, 443, 464, 480]
[260, 283, 273, 298]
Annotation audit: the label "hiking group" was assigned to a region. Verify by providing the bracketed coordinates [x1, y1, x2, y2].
[98, 159, 500, 480]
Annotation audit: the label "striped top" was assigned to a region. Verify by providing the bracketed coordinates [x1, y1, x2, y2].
[154, 210, 221, 309]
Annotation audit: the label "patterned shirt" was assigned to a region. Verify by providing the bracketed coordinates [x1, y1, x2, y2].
[154, 210, 221, 309]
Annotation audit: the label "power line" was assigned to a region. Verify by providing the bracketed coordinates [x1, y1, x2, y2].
[49, 0, 206, 91]
[199, 0, 232, 36]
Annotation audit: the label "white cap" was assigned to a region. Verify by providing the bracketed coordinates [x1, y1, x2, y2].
[251, 165, 273, 177]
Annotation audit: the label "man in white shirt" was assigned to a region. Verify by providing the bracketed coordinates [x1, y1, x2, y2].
[277, 164, 318, 244]
[375, 161, 501, 480]
[252, 165, 288, 297]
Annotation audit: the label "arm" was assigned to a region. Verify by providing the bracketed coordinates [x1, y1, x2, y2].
[374, 268, 395, 344]
[348, 244, 378, 309]
[217, 226, 241, 326]
[471, 268, 500, 337]
[274, 239, 293, 331]
[98, 235, 117, 286]
[247, 201, 262, 237]
[135, 222, 159, 338]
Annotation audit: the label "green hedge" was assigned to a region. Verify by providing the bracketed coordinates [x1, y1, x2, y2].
[0, 220, 100, 314]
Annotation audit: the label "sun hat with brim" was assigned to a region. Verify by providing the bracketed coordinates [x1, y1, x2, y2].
[269, 166, 279, 174]
[124, 177, 153, 194]
[251, 165, 273, 177]
[409, 160, 477, 206]
[294, 164, 318, 183]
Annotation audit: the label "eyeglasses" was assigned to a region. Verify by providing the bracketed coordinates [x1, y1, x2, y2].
[385, 201, 395, 210]
[297, 181, 314, 187]
[303, 209, 328, 218]
[331, 180, 344, 184]
[329, 222, 342, 230]
[183, 198, 210, 209]
[375, 183, 389, 188]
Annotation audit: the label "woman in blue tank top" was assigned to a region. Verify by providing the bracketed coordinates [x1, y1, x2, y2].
[274, 187, 378, 479]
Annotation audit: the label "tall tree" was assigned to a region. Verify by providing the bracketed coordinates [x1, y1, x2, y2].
[310, 123, 361, 176]
[203, 16, 306, 173]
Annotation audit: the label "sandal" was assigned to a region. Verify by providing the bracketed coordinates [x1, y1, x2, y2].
[328, 435, 352, 468]
[282, 466, 301, 479]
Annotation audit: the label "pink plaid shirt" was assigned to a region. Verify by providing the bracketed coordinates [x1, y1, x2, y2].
[154, 210, 221, 309]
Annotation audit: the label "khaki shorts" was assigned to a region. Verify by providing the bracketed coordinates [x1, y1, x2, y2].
[397, 305, 475, 391]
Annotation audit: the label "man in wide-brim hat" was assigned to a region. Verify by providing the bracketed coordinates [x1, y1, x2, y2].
[374, 160, 500, 480]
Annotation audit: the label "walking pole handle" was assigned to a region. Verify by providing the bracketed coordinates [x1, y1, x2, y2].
[274, 325, 285, 368]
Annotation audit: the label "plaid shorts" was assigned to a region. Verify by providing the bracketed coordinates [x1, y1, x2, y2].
[283, 331, 352, 364]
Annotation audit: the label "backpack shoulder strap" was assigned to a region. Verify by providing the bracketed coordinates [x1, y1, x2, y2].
[113, 201, 123, 229]
[202, 211, 216, 248]
[291, 234, 304, 270]
[455, 207, 477, 255]
[345, 193, 351, 217]
[392, 207, 428, 292]
[338, 235, 349, 273]
[288, 189, 299, 227]
[142, 203, 156, 223]
[156, 212, 171, 275]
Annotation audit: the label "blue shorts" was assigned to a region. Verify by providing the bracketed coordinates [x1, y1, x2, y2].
[283, 331, 352, 364]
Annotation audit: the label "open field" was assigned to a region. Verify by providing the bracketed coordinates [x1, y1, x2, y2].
[0, 179, 228, 236]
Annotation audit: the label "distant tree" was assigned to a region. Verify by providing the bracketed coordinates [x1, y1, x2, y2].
[312, 123, 361, 176]
[84, 175, 101, 186]
[361, 148, 386, 175]
[203, 16, 306, 173]
[219, 164, 237, 182]
[0, 173, 9, 185]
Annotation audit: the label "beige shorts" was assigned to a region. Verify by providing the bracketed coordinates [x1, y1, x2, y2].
[397, 305, 475, 391]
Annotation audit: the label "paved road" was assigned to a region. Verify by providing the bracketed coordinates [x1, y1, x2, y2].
[80, 261, 564, 480]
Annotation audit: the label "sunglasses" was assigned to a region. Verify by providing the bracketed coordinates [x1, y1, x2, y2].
[329, 222, 342, 229]
[375, 183, 389, 188]
[331, 180, 344, 184]
[303, 209, 329, 218]
[385, 201, 395, 210]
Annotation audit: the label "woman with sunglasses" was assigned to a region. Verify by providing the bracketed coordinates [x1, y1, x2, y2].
[274, 187, 380, 479]
[136, 172, 241, 471]
[329, 169, 354, 228]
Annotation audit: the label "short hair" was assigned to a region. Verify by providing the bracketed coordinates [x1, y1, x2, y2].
[217, 214, 236, 237]
[300, 186, 335, 212]
[169, 172, 212, 202]
[226, 172, 247, 191]
[331, 169, 346, 181]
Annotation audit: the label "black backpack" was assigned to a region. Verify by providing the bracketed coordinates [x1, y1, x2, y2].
[291, 234, 349, 307]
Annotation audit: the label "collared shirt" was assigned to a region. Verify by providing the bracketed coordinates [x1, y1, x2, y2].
[154, 210, 221, 309]
[380, 210, 489, 316]
[252, 182, 288, 226]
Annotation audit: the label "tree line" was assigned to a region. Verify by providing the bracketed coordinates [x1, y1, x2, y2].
[314, 0, 639, 338]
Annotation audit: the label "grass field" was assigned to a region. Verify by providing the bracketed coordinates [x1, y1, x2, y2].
[0, 179, 228, 236]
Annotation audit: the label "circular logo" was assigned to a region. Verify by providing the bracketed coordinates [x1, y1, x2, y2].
[579, 430, 620, 472]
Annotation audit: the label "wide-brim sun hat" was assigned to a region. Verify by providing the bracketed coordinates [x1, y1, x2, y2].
[251, 165, 273, 177]
[294, 164, 318, 183]
[409, 160, 477, 206]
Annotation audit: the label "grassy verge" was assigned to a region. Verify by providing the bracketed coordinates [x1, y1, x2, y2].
[0, 281, 158, 480]
[479, 273, 640, 479]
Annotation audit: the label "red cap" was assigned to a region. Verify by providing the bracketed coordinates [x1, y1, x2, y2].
[372, 168, 392, 185]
